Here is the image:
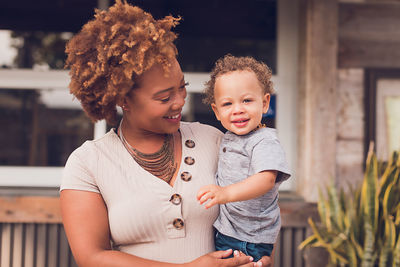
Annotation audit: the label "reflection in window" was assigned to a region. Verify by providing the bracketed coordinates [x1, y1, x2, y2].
[3, 31, 73, 69]
[130, 0, 277, 73]
[0, 88, 93, 166]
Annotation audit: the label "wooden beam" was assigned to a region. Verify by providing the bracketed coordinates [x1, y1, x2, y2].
[0, 195, 316, 225]
[280, 200, 318, 227]
[339, 2, 400, 68]
[297, 0, 338, 202]
[0, 196, 61, 223]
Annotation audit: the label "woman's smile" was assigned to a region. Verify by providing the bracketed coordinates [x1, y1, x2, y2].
[165, 113, 182, 123]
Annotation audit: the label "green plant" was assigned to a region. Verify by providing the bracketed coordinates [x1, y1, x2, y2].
[299, 148, 400, 267]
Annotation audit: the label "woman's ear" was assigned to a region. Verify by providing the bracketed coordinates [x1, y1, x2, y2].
[262, 93, 271, 114]
[211, 103, 221, 121]
[118, 98, 129, 111]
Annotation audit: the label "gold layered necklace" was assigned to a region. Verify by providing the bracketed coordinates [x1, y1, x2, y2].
[118, 120, 177, 184]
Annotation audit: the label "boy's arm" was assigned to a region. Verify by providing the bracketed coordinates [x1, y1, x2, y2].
[197, 170, 277, 209]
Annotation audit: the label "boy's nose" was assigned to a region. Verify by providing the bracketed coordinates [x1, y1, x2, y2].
[232, 104, 244, 114]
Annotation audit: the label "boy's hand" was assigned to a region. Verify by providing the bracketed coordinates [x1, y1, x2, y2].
[197, 184, 229, 209]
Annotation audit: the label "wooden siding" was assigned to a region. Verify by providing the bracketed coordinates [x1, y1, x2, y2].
[339, 2, 400, 68]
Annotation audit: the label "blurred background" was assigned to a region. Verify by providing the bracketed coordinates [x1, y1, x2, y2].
[0, 0, 399, 266]
[0, 0, 284, 192]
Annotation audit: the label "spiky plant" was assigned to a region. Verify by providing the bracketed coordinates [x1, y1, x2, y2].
[299, 148, 400, 267]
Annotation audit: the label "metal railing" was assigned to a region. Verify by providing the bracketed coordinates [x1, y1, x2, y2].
[0, 222, 307, 267]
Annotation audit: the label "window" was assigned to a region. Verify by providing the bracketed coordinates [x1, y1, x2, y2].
[0, 88, 93, 167]
[131, 0, 277, 73]
[365, 69, 400, 162]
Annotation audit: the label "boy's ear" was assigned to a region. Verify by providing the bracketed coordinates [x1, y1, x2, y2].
[211, 103, 221, 121]
[262, 93, 271, 114]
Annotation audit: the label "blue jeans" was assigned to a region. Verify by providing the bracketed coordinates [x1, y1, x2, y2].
[215, 230, 274, 262]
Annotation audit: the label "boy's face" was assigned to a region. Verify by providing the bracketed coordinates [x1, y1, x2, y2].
[211, 70, 270, 135]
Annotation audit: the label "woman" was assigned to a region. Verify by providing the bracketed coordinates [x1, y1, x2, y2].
[60, 1, 272, 266]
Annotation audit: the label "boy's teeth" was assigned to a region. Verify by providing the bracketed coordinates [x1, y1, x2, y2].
[168, 114, 179, 119]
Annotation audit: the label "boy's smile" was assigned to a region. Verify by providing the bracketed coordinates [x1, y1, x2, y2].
[211, 70, 270, 135]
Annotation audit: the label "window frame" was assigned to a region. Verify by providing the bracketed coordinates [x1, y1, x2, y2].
[364, 68, 400, 162]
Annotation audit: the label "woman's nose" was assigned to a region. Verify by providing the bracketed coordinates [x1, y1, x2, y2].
[171, 90, 186, 110]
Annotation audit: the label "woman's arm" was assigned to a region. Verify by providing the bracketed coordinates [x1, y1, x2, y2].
[197, 170, 277, 209]
[60, 189, 256, 267]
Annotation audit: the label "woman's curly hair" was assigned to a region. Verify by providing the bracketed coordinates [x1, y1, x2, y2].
[65, 0, 180, 125]
[203, 54, 274, 105]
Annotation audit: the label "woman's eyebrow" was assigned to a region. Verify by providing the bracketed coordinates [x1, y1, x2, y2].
[153, 77, 185, 97]
[153, 87, 173, 97]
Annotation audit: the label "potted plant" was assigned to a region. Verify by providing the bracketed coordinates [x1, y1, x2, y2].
[299, 147, 400, 267]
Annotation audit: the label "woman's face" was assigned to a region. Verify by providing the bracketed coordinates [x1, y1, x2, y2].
[123, 59, 187, 136]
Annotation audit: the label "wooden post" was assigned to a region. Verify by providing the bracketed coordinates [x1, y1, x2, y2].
[297, 0, 338, 202]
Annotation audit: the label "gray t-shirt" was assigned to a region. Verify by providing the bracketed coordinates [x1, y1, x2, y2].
[213, 127, 291, 244]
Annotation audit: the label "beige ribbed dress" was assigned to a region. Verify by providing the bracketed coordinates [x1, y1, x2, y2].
[60, 122, 222, 263]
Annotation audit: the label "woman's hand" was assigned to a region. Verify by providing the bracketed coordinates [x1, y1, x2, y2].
[234, 250, 272, 267]
[188, 249, 255, 267]
[254, 256, 272, 267]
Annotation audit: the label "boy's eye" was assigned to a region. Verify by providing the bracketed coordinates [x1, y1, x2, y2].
[160, 97, 170, 103]
[243, 99, 252, 103]
[221, 102, 231, 107]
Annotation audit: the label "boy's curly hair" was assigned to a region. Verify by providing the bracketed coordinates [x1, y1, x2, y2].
[65, 0, 180, 125]
[203, 54, 274, 105]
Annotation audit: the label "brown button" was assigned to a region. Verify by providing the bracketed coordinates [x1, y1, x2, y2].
[185, 139, 195, 148]
[223, 147, 227, 152]
[170, 194, 182, 205]
[184, 157, 195, 165]
[181, 172, 192, 182]
[173, 218, 184, 230]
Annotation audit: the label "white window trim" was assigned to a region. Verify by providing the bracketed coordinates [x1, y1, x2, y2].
[0, 0, 298, 189]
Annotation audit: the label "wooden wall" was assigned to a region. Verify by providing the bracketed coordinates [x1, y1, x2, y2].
[297, 0, 400, 201]
[336, 69, 365, 190]
[335, 1, 400, 189]
[339, 2, 400, 68]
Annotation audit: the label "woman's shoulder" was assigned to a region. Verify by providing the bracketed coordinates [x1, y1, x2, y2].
[62, 131, 118, 193]
[69, 129, 118, 159]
